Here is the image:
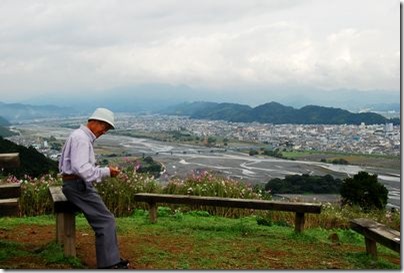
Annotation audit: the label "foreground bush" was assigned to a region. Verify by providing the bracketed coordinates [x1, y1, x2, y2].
[96, 171, 162, 216]
[162, 170, 268, 217]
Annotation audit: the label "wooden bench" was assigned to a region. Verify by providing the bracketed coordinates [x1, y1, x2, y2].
[134, 193, 322, 232]
[0, 153, 21, 217]
[0, 183, 21, 216]
[350, 218, 400, 259]
[49, 186, 81, 257]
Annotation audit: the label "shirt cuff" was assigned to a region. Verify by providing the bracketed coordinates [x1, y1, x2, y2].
[96, 167, 110, 183]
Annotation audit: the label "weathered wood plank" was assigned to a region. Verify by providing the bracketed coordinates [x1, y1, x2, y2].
[49, 186, 80, 213]
[0, 198, 19, 216]
[350, 218, 400, 254]
[0, 183, 21, 199]
[0, 153, 20, 168]
[135, 193, 322, 232]
[134, 193, 322, 213]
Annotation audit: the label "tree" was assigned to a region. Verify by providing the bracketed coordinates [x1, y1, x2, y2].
[340, 171, 388, 211]
[331, 158, 349, 165]
[264, 174, 342, 194]
[207, 136, 216, 145]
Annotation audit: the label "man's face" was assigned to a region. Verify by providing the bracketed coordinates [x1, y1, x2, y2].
[93, 121, 112, 138]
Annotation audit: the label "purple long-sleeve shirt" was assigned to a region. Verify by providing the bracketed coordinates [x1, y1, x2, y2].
[59, 125, 110, 183]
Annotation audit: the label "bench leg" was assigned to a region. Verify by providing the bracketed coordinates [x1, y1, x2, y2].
[365, 237, 377, 259]
[294, 212, 305, 233]
[148, 201, 157, 223]
[63, 213, 76, 257]
[56, 213, 64, 244]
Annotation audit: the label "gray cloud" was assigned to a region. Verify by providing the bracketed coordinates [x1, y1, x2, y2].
[0, 0, 399, 102]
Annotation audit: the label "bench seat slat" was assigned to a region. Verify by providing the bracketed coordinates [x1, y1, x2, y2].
[350, 218, 400, 253]
[0, 183, 21, 199]
[49, 186, 68, 202]
[0, 198, 19, 216]
[134, 193, 322, 214]
[49, 186, 81, 213]
[0, 198, 19, 204]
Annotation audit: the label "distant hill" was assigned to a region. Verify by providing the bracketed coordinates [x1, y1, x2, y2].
[0, 116, 17, 137]
[159, 101, 400, 125]
[0, 126, 16, 137]
[0, 116, 10, 126]
[0, 137, 58, 178]
[0, 101, 77, 122]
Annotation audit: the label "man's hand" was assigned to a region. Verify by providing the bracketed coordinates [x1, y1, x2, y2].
[109, 166, 121, 177]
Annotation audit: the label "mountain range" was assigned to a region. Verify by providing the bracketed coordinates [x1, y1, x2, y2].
[0, 101, 77, 122]
[20, 83, 399, 113]
[0, 100, 400, 125]
[159, 101, 400, 125]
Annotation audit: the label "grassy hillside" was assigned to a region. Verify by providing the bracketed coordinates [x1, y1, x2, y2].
[0, 212, 400, 269]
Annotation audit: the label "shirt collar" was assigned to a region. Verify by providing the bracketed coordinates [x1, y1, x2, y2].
[80, 124, 96, 143]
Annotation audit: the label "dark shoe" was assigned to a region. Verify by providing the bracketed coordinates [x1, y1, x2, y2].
[100, 258, 130, 269]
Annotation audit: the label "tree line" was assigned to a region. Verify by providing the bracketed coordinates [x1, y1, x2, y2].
[265, 172, 388, 211]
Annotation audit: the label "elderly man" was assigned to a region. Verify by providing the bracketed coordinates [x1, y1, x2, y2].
[59, 107, 129, 269]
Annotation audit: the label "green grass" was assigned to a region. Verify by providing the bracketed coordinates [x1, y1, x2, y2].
[0, 240, 28, 261]
[0, 209, 400, 269]
[38, 242, 84, 268]
[0, 239, 83, 269]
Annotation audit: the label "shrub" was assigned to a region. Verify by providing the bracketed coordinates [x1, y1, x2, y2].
[18, 174, 62, 216]
[95, 171, 161, 216]
[162, 170, 265, 217]
[340, 171, 388, 211]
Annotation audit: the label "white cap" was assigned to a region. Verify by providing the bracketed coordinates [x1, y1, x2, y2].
[88, 108, 115, 129]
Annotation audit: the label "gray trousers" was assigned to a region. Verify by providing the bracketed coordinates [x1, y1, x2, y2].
[62, 180, 121, 268]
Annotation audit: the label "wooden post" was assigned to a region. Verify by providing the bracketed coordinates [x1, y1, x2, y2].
[63, 213, 76, 257]
[365, 237, 377, 259]
[0, 153, 20, 168]
[294, 212, 305, 233]
[148, 201, 157, 223]
[56, 213, 64, 244]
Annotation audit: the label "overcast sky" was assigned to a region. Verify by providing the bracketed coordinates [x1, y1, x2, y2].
[0, 0, 400, 104]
